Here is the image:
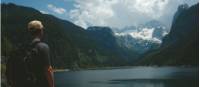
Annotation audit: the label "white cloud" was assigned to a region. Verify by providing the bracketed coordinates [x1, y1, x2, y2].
[63, 0, 75, 2]
[69, 0, 169, 29]
[40, 10, 48, 14]
[132, 0, 168, 18]
[69, 0, 117, 28]
[47, 4, 66, 14]
[69, 0, 198, 29]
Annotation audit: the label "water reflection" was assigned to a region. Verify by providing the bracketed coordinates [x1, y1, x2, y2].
[105, 79, 198, 87]
[54, 67, 198, 87]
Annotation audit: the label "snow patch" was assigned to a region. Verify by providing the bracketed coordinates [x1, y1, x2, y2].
[115, 27, 162, 43]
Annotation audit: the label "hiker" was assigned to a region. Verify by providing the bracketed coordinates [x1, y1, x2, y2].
[6, 20, 54, 87]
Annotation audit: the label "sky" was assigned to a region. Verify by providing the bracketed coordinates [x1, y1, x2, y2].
[2, 0, 199, 29]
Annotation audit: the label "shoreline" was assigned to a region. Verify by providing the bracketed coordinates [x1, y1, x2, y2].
[53, 65, 198, 72]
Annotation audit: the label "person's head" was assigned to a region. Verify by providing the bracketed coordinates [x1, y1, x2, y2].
[28, 20, 44, 38]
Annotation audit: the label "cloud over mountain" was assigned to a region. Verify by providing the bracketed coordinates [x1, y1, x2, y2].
[48, 4, 66, 14]
[69, 0, 198, 29]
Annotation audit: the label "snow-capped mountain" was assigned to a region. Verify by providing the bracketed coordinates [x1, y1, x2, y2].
[113, 20, 169, 53]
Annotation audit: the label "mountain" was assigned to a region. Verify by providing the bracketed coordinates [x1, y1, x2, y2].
[139, 4, 199, 66]
[86, 26, 140, 64]
[172, 4, 189, 25]
[1, 3, 136, 69]
[113, 20, 168, 53]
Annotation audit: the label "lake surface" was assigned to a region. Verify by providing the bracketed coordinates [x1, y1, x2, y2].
[54, 67, 198, 87]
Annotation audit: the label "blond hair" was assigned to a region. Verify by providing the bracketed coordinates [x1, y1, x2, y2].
[28, 20, 44, 31]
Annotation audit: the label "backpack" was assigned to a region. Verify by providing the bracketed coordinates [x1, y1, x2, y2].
[6, 41, 41, 87]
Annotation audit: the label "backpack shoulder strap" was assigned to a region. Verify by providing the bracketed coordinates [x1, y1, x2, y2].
[30, 41, 41, 49]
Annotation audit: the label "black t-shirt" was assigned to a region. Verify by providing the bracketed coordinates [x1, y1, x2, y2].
[31, 38, 51, 87]
[35, 42, 50, 69]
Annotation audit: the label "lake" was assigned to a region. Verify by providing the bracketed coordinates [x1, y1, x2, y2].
[54, 67, 198, 87]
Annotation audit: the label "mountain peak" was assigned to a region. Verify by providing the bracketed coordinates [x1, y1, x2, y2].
[87, 26, 113, 34]
[178, 4, 189, 10]
[172, 3, 189, 25]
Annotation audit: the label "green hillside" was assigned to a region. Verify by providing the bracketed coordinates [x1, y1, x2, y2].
[1, 3, 138, 69]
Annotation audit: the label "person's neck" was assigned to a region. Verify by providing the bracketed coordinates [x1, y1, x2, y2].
[32, 36, 41, 43]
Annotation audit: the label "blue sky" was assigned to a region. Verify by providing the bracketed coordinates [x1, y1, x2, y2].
[2, 0, 75, 21]
[2, 0, 199, 29]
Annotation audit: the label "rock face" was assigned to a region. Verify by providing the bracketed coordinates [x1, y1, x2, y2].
[139, 4, 199, 66]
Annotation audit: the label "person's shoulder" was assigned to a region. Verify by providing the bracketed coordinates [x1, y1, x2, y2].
[36, 42, 49, 50]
